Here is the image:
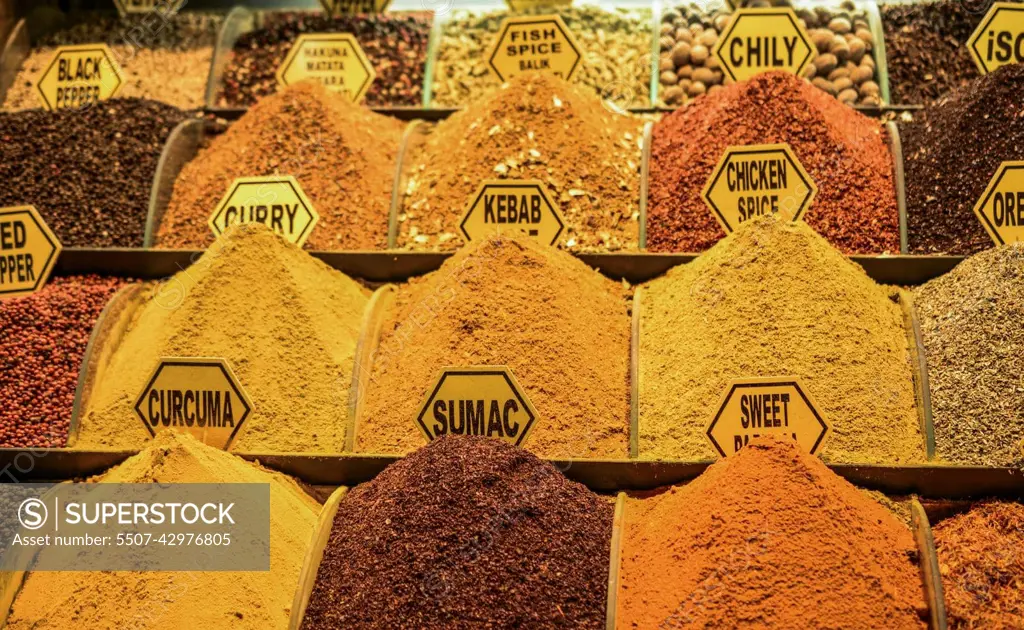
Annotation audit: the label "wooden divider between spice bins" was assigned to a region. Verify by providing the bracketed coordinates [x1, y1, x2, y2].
[887, 121, 909, 254]
[0, 18, 27, 105]
[346, 284, 397, 451]
[287, 485, 349, 630]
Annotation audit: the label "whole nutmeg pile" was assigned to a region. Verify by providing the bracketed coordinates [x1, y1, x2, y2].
[658, 0, 880, 107]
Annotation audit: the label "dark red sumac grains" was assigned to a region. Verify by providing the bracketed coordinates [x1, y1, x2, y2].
[646, 72, 900, 254]
[901, 64, 1024, 255]
[0, 276, 122, 448]
[302, 436, 613, 629]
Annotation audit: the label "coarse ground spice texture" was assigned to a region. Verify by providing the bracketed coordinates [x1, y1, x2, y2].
[302, 436, 612, 629]
[617, 438, 929, 629]
[0, 99, 188, 247]
[357, 235, 630, 459]
[933, 502, 1024, 629]
[646, 72, 899, 254]
[399, 74, 643, 252]
[157, 82, 403, 250]
[76, 225, 368, 453]
[0, 276, 122, 448]
[914, 244, 1024, 467]
[7, 431, 318, 629]
[901, 65, 1024, 255]
[639, 216, 924, 464]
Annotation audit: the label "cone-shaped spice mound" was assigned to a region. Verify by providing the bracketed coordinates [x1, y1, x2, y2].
[78, 224, 369, 453]
[303, 436, 613, 629]
[358, 235, 631, 459]
[618, 438, 929, 629]
[157, 81, 403, 250]
[639, 215, 924, 463]
[399, 73, 643, 252]
[7, 431, 318, 629]
[646, 71, 899, 254]
[915, 244, 1024, 466]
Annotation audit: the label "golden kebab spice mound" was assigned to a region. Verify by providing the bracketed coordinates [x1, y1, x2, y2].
[76, 224, 369, 453]
[6, 431, 319, 630]
[639, 215, 925, 464]
[357, 234, 631, 460]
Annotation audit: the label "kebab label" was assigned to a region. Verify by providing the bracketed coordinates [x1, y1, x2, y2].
[276, 33, 376, 102]
[416, 367, 538, 447]
[701, 143, 816, 233]
[461, 179, 566, 245]
[0, 206, 62, 300]
[134, 358, 252, 450]
[973, 161, 1024, 246]
[967, 2, 1024, 74]
[209, 176, 319, 246]
[706, 377, 830, 457]
[320, 0, 392, 15]
[714, 8, 814, 82]
[35, 44, 124, 111]
[487, 15, 582, 83]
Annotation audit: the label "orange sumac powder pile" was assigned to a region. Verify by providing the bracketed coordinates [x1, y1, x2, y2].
[358, 235, 631, 459]
[617, 438, 929, 629]
[933, 502, 1024, 628]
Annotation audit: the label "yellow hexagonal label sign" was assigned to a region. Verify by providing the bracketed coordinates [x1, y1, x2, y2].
[701, 143, 817, 233]
[973, 161, 1024, 246]
[209, 175, 319, 247]
[113, 0, 185, 15]
[134, 358, 253, 450]
[706, 377, 830, 458]
[967, 2, 1024, 74]
[487, 15, 582, 83]
[276, 33, 375, 102]
[0, 206, 62, 300]
[35, 44, 124, 111]
[714, 8, 814, 83]
[319, 0, 392, 15]
[416, 366, 538, 447]
[504, 0, 572, 10]
[460, 179, 566, 245]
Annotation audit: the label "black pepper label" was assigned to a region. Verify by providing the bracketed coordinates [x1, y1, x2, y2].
[973, 161, 1024, 245]
[0, 206, 62, 300]
[276, 33, 376, 102]
[713, 8, 814, 82]
[460, 180, 566, 245]
[35, 45, 124, 111]
[208, 176, 320, 246]
[487, 15, 582, 83]
[967, 3, 1024, 74]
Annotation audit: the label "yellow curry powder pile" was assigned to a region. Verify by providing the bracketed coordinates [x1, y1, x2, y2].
[617, 438, 929, 629]
[76, 224, 368, 453]
[639, 215, 924, 464]
[357, 235, 631, 459]
[6, 431, 318, 629]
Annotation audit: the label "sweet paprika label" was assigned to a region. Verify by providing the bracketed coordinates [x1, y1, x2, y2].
[487, 15, 582, 83]
[967, 2, 1024, 74]
[973, 161, 1024, 246]
[415, 367, 538, 447]
[460, 179, 566, 245]
[134, 358, 252, 450]
[209, 176, 319, 246]
[112, 0, 185, 15]
[706, 377, 830, 458]
[276, 33, 376, 102]
[713, 8, 814, 82]
[701, 143, 817, 233]
[35, 44, 124, 111]
[0, 206, 62, 300]
[319, 0, 392, 15]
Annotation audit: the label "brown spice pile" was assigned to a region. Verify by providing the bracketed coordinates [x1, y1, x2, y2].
[618, 437, 929, 629]
[639, 215, 924, 464]
[156, 82, 403, 250]
[399, 74, 643, 252]
[934, 502, 1024, 629]
[302, 436, 612, 629]
[357, 235, 631, 459]
[646, 71, 899, 254]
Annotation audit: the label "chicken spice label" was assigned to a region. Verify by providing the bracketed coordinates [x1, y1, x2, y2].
[0, 206, 62, 300]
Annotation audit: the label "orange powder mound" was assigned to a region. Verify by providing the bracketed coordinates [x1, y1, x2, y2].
[617, 438, 929, 629]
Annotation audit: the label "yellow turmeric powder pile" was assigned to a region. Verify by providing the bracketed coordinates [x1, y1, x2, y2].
[6, 431, 319, 629]
[76, 224, 369, 453]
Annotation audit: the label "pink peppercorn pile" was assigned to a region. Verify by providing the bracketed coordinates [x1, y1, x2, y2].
[0, 276, 122, 448]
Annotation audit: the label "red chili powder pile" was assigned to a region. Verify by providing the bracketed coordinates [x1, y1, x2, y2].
[617, 437, 929, 629]
[646, 71, 900, 254]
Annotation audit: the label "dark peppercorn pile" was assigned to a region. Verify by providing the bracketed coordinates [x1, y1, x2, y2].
[302, 436, 613, 629]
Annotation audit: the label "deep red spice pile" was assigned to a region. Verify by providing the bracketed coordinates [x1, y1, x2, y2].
[0, 276, 122, 448]
[646, 72, 900, 254]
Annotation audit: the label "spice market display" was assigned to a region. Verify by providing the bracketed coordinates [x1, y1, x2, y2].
[0, 0, 1023, 628]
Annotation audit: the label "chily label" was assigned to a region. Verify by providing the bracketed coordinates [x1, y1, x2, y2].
[714, 8, 814, 82]
[209, 176, 319, 246]
[460, 180, 566, 245]
[0, 206, 62, 300]
[967, 2, 1024, 74]
[487, 15, 582, 83]
[973, 161, 1024, 246]
[276, 33, 376, 102]
[35, 44, 124, 110]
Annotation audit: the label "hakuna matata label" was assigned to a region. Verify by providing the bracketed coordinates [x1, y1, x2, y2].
[973, 161, 1024, 246]
[35, 44, 124, 111]
[967, 2, 1024, 74]
[460, 179, 566, 245]
[713, 8, 814, 82]
[0, 206, 62, 300]
[487, 15, 582, 83]
[134, 358, 253, 450]
[276, 33, 376, 102]
[416, 367, 538, 447]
